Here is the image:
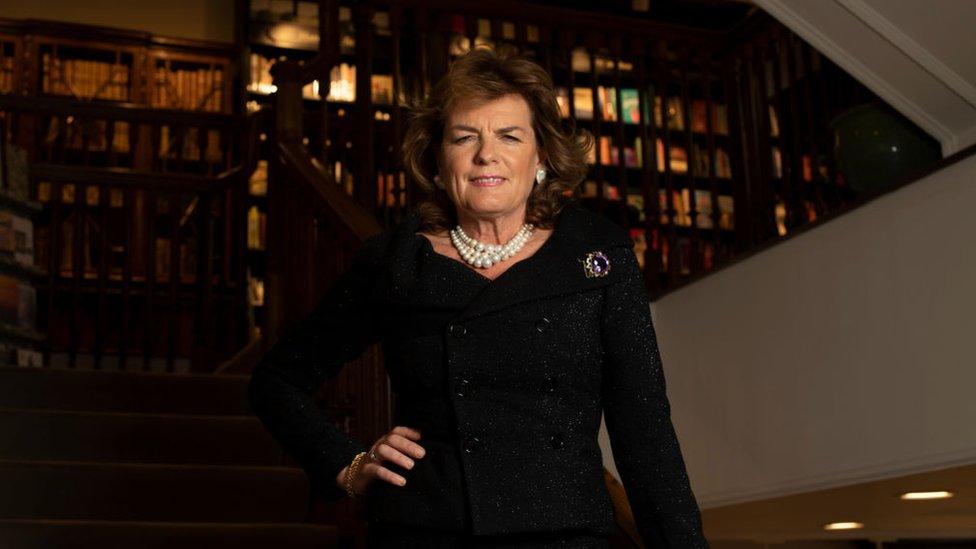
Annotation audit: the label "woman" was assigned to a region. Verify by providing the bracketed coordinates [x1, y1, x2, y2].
[248, 47, 708, 548]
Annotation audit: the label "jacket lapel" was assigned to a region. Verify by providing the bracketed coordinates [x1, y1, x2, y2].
[454, 202, 635, 323]
[373, 202, 635, 322]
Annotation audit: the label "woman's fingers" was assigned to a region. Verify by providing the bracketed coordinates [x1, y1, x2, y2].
[374, 441, 416, 470]
[356, 426, 426, 491]
[385, 431, 427, 460]
[391, 425, 422, 440]
[363, 461, 407, 486]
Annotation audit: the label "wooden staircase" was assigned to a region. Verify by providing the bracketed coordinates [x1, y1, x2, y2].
[0, 366, 339, 548]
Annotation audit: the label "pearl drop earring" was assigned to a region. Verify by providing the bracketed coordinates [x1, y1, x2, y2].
[535, 168, 546, 185]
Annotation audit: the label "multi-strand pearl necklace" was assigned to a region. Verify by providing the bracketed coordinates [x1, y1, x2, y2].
[450, 222, 534, 269]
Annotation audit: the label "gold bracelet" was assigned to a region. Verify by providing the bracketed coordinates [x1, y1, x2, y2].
[343, 451, 369, 498]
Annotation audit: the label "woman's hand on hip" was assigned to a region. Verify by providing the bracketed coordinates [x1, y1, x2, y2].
[336, 425, 426, 495]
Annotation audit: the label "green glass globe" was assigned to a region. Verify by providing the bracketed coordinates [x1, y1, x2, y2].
[831, 102, 941, 195]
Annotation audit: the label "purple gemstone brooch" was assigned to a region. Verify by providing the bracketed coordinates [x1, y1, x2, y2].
[581, 250, 611, 278]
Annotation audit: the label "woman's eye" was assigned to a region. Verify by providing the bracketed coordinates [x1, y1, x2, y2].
[454, 135, 474, 144]
[502, 135, 520, 142]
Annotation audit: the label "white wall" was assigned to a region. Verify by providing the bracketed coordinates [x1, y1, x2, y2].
[600, 153, 976, 509]
[0, 0, 236, 43]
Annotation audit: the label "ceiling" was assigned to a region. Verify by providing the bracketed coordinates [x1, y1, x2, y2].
[754, 0, 976, 156]
[703, 463, 976, 543]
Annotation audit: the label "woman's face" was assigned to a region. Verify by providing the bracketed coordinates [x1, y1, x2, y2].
[437, 93, 543, 220]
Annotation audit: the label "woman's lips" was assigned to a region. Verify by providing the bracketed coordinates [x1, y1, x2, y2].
[470, 176, 506, 187]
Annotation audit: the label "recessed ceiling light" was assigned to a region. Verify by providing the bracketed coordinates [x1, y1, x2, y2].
[823, 521, 864, 530]
[900, 490, 954, 500]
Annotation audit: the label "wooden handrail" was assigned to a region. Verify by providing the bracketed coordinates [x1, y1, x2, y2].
[276, 140, 382, 242]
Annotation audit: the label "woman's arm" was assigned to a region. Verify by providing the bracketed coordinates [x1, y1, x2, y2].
[600, 247, 709, 547]
[247, 234, 385, 501]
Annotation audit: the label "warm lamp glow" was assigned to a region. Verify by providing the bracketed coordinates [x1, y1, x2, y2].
[900, 490, 954, 500]
[823, 521, 864, 531]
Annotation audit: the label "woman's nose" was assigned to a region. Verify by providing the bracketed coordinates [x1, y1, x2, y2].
[474, 140, 497, 164]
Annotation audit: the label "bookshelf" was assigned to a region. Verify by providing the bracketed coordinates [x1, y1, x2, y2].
[0, 19, 245, 369]
[0, 137, 44, 367]
[523, 37, 739, 276]
[242, 0, 399, 336]
[759, 30, 842, 238]
[0, 36, 17, 95]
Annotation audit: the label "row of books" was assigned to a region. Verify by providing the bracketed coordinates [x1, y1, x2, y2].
[152, 65, 226, 112]
[622, 187, 735, 231]
[589, 136, 733, 178]
[42, 118, 131, 155]
[153, 237, 199, 284]
[630, 228, 719, 275]
[247, 54, 396, 105]
[0, 274, 36, 330]
[771, 147, 820, 182]
[0, 211, 35, 267]
[560, 88, 729, 134]
[0, 340, 42, 368]
[570, 48, 634, 74]
[40, 53, 227, 109]
[580, 183, 734, 230]
[41, 53, 131, 102]
[158, 126, 225, 164]
[0, 143, 30, 202]
[37, 118, 225, 163]
[0, 55, 14, 94]
[377, 172, 408, 208]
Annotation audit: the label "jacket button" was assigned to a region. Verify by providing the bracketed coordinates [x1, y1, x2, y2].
[456, 377, 470, 397]
[549, 433, 565, 450]
[448, 323, 467, 338]
[535, 317, 551, 333]
[463, 436, 484, 454]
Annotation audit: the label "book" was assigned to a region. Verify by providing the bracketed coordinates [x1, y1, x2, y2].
[1, 143, 30, 201]
[247, 205, 264, 250]
[17, 283, 35, 330]
[718, 195, 734, 230]
[573, 87, 593, 121]
[626, 193, 646, 223]
[694, 190, 714, 229]
[655, 96, 685, 131]
[16, 348, 43, 368]
[555, 87, 570, 118]
[371, 74, 394, 104]
[655, 139, 688, 174]
[620, 88, 640, 124]
[327, 63, 356, 102]
[775, 200, 787, 236]
[12, 214, 33, 267]
[249, 161, 269, 196]
[599, 136, 611, 165]
[597, 86, 617, 122]
[771, 147, 783, 179]
[0, 212, 14, 257]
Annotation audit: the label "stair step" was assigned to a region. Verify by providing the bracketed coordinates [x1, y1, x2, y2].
[0, 460, 309, 522]
[0, 519, 338, 549]
[0, 408, 283, 465]
[0, 367, 252, 415]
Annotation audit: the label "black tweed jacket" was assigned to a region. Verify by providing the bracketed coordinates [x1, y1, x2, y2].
[247, 200, 708, 547]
